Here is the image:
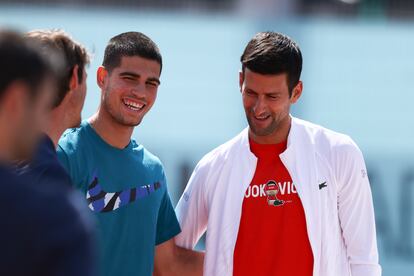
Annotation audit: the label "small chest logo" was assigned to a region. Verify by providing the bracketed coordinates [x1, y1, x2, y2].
[318, 181, 327, 190]
[264, 180, 285, 206]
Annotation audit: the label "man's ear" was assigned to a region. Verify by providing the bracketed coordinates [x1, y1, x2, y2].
[69, 65, 79, 91]
[97, 66, 108, 89]
[290, 81, 303, 104]
[239, 70, 244, 93]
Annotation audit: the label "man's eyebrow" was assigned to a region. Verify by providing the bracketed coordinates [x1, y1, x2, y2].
[119, 71, 140, 78]
[147, 77, 161, 85]
[119, 72, 160, 85]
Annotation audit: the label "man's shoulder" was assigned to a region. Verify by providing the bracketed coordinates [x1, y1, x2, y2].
[133, 141, 165, 175]
[293, 117, 362, 158]
[0, 167, 46, 223]
[32, 160, 72, 187]
[31, 137, 69, 177]
[59, 122, 89, 149]
[0, 166, 28, 195]
[0, 166, 77, 224]
[0, 166, 94, 275]
[195, 129, 247, 169]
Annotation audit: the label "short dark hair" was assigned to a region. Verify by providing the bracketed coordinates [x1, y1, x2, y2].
[241, 32, 302, 94]
[0, 29, 58, 102]
[26, 29, 90, 108]
[102, 31, 162, 74]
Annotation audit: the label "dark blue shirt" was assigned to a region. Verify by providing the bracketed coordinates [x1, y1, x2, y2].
[27, 134, 73, 188]
[9, 135, 97, 276]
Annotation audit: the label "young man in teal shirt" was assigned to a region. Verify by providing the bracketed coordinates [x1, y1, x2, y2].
[57, 32, 203, 276]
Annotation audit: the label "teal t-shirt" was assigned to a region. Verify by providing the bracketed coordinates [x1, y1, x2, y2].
[57, 121, 181, 276]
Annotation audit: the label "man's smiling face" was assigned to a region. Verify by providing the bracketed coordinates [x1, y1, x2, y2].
[241, 68, 300, 140]
[98, 55, 161, 127]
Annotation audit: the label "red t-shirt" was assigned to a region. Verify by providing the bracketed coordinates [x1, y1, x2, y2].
[233, 139, 314, 276]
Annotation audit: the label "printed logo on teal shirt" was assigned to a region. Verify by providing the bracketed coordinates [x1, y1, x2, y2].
[86, 171, 162, 213]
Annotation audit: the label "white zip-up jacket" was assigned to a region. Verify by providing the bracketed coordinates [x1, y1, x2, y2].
[175, 116, 381, 276]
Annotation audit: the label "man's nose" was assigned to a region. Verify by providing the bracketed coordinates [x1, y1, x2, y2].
[253, 96, 267, 115]
[131, 83, 146, 97]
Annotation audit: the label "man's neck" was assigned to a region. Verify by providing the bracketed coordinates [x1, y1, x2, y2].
[44, 108, 70, 148]
[0, 135, 12, 163]
[88, 109, 133, 149]
[249, 115, 292, 145]
[0, 122, 14, 163]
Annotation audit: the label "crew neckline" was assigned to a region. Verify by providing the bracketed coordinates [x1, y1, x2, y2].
[82, 121, 136, 152]
[249, 138, 287, 158]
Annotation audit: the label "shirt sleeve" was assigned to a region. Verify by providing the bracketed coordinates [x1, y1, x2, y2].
[175, 158, 209, 249]
[155, 171, 181, 245]
[336, 139, 382, 276]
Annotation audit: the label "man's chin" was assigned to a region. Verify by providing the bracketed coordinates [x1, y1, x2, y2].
[126, 122, 141, 127]
[249, 123, 275, 137]
[117, 118, 142, 128]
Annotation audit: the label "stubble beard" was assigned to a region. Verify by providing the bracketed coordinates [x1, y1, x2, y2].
[246, 107, 291, 138]
[102, 92, 142, 128]
[247, 112, 281, 137]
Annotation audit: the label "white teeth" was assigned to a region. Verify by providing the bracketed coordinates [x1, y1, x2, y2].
[123, 99, 144, 111]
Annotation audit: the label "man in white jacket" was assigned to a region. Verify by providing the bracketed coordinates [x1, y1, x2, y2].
[175, 32, 381, 276]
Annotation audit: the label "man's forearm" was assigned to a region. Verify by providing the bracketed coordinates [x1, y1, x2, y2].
[173, 245, 204, 276]
[153, 239, 204, 276]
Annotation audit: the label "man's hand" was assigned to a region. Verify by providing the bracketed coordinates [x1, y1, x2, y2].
[154, 238, 204, 276]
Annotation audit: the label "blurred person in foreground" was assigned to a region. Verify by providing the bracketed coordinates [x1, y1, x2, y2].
[57, 31, 204, 276]
[175, 32, 381, 276]
[0, 29, 74, 275]
[16, 29, 96, 276]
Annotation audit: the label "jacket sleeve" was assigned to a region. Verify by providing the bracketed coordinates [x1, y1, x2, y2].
[175, 159, 210, 249]
[336, 138, 381, 276]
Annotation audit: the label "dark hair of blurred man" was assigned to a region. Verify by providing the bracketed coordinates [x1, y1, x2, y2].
[14, 29, 96, 276]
